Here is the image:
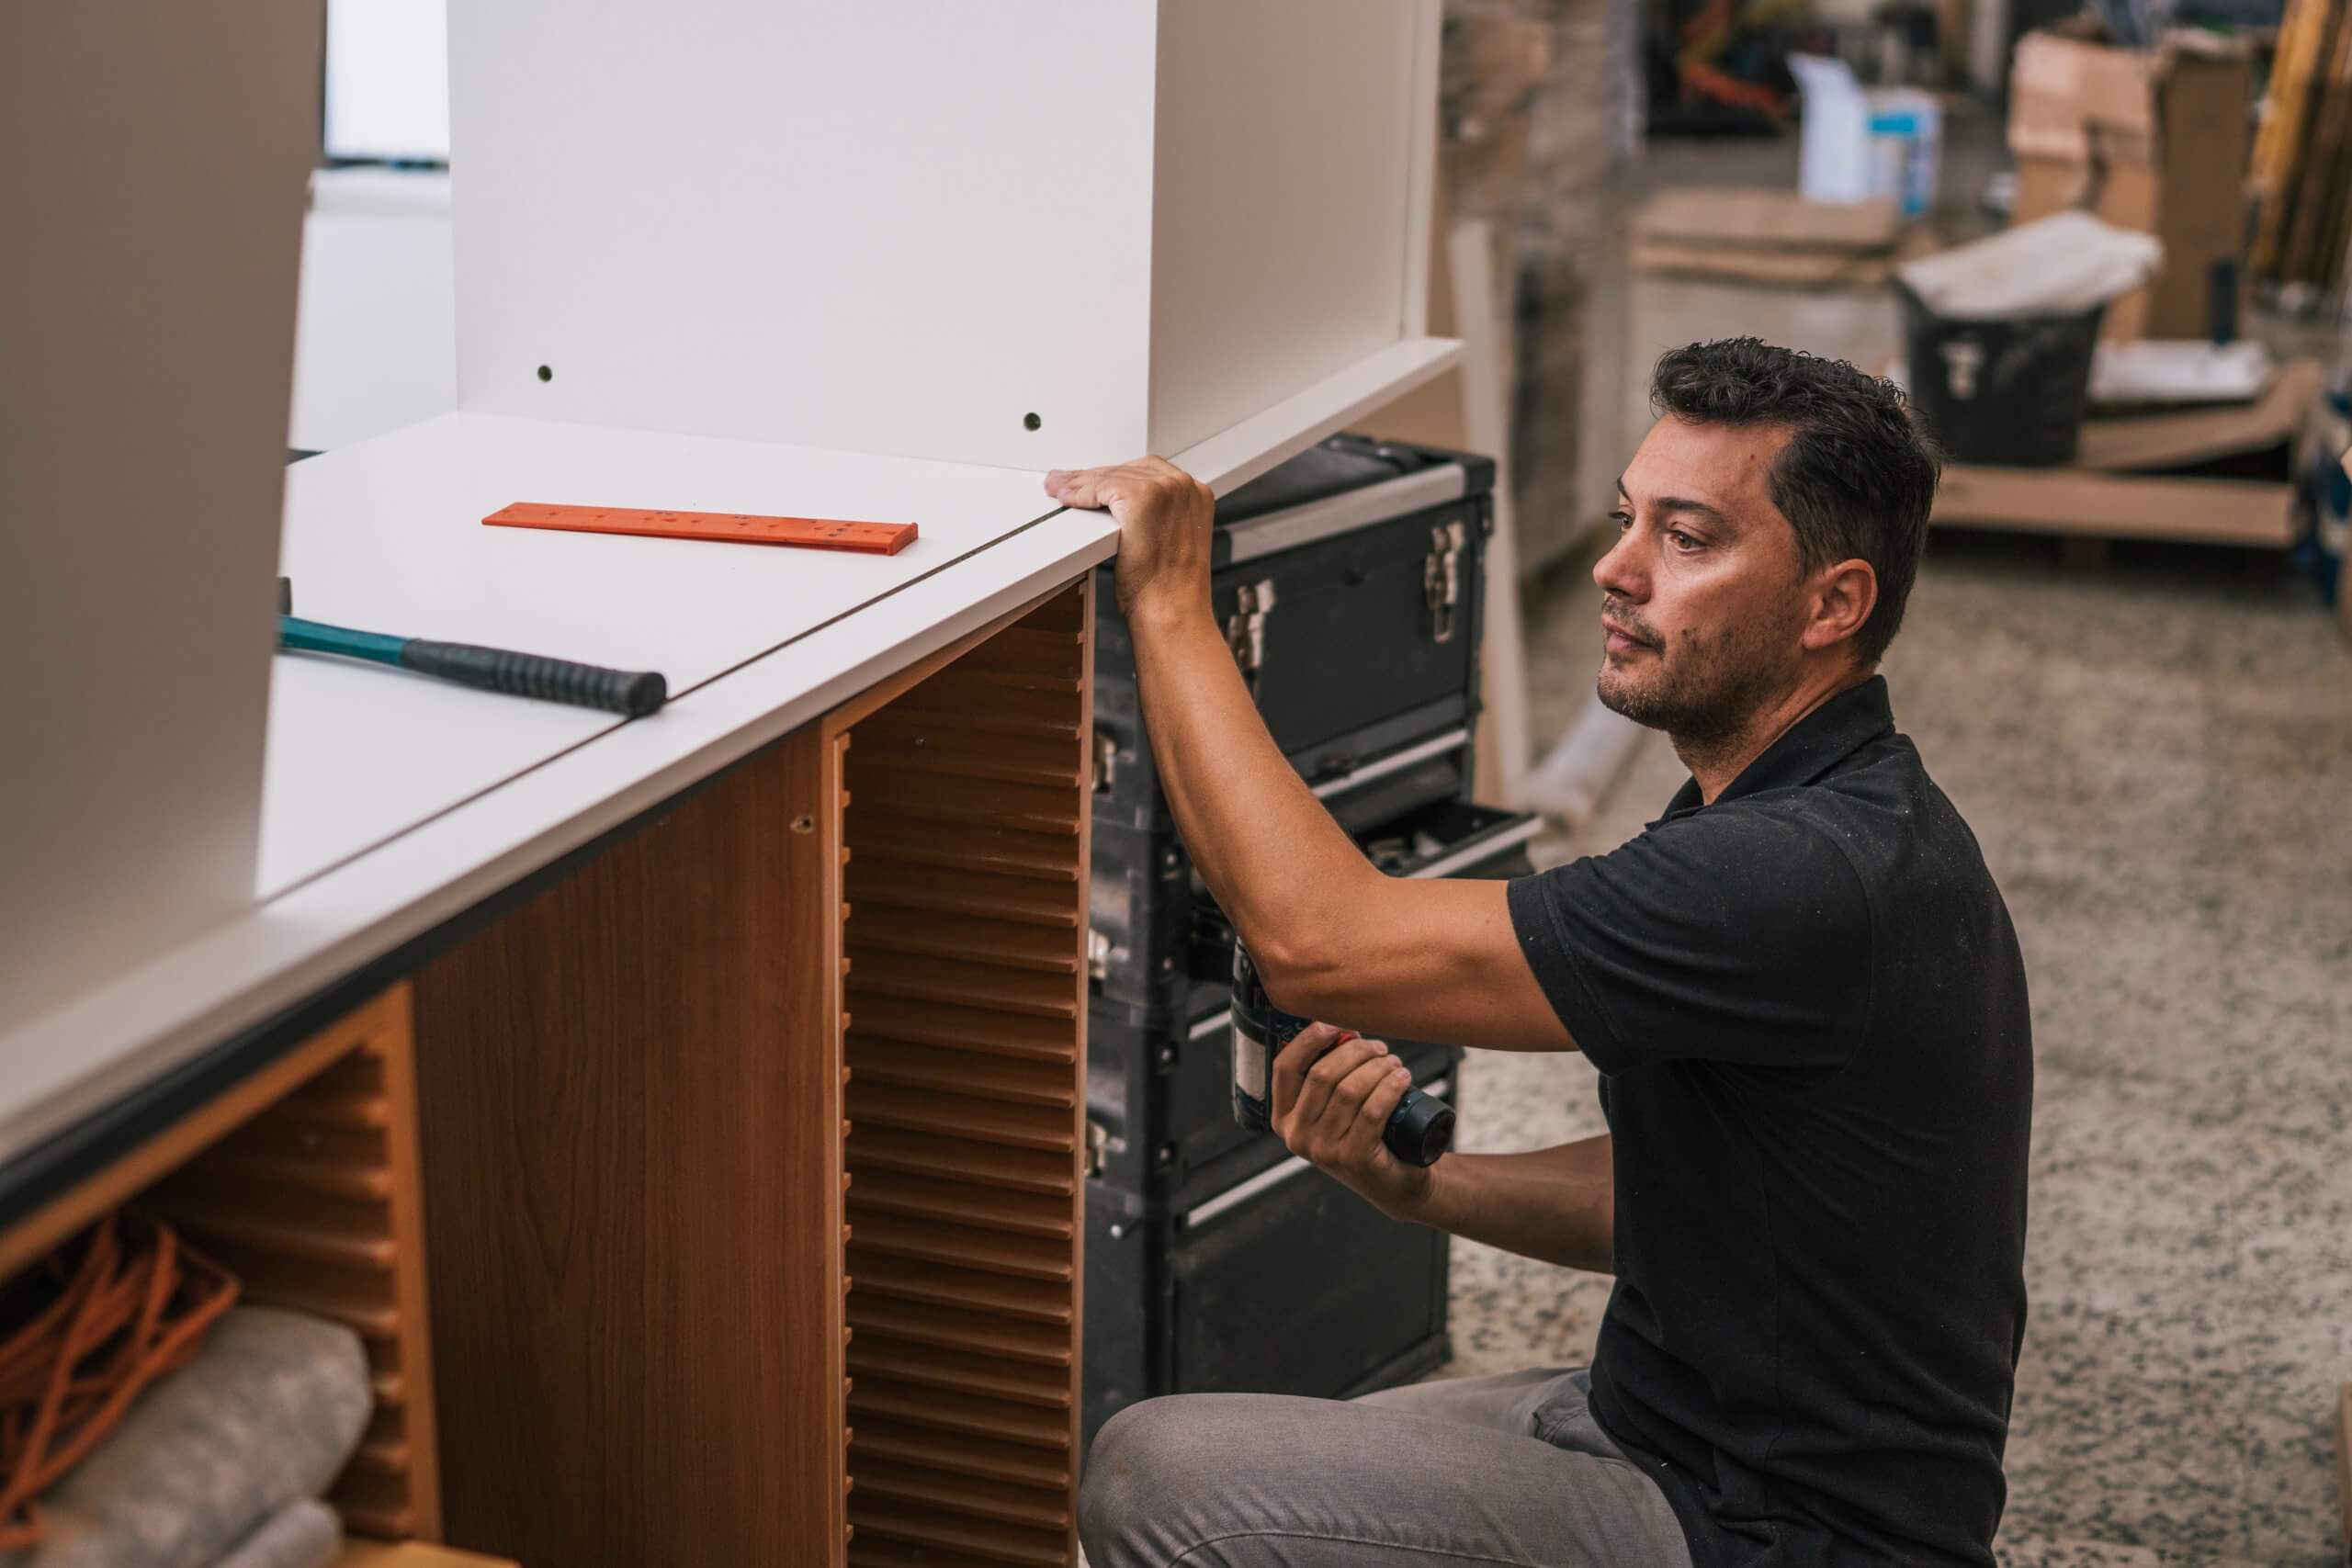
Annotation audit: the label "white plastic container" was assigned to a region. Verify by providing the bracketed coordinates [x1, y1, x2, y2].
[1792, 53, 1942, 218]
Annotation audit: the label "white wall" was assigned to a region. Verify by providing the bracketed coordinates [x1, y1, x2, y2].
[325, 0, 451, 162]
[290, 170, 458, 452]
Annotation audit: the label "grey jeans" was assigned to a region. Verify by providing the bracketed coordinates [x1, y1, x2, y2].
[1078, 1367, 1696, 1567]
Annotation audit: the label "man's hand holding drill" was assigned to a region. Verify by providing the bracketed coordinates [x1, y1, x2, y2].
[1272, 1021, 1436, 1220]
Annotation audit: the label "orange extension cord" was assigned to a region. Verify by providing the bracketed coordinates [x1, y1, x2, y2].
[0, 1213, 240, 1547]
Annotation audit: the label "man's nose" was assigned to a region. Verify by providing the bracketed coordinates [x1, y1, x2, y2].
[1593, 525, 1644, 601]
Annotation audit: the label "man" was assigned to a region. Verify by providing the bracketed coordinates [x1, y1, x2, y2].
[1048, 338, 2031, 1567]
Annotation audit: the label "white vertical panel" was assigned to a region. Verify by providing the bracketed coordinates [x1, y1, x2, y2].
[290, 171, 458, 451]
[450, 2, 1158, 471]
[0, 0, 317, 1033]
[1147, 0, 1427, 457]
[324, 0, 452, 163]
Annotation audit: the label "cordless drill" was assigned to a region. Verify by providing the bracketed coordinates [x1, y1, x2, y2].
[1229, 938, 1455, 1167]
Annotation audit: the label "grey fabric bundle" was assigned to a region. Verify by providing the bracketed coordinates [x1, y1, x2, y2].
[0, 1307, 369, 1568]
[210, 1501, 339, 1568]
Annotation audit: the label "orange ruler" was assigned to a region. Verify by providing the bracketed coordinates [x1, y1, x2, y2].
[483, 502, 919, 556]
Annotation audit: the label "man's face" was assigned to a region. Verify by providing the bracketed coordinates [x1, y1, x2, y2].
[1592, 416, 1812, 742]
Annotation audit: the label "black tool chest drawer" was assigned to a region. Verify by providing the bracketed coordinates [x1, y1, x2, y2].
[1088, 802, 1541, 1208]
[1088, 986, 1458, 1212]
[1091, 435, 1497, 834]
[1081, 1050, 1464, 1450]
[1088, 744, 1515, 1010]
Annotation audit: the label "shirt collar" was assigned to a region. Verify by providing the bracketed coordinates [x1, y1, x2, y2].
[1655, 674, 1895, 821]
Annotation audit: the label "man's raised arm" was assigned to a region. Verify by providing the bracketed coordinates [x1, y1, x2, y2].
[1046, 457, 1574, 1054]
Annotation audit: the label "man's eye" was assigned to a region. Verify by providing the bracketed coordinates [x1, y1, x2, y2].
[1611, 511, 1634, 530]
[1667, 530, 1702, 551]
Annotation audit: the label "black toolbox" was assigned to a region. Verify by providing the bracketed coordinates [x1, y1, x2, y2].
[1091, 434, 1497, 836]
[1081, 1043, 1466, 1450]
[1078, 433, 1530, 1456]
[1086, 798, 1543, 1208]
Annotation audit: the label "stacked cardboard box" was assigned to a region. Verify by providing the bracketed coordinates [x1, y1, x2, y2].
[2008, 26, 2253, 342]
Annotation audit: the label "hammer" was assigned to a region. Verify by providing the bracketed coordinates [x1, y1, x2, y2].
[276, 577, 667, 717]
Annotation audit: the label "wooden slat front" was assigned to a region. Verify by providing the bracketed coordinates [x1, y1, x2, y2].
[143, 987, 442, 1541]
[839, 579, 1092, 1568]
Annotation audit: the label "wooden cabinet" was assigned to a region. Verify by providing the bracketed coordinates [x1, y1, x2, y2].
[0, 573, 1094, 1568]
[410, 578, 1094, 1568]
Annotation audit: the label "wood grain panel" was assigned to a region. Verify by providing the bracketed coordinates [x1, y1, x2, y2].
[848, 910, 1080, 975]
[839, 579, 1091, 1568]
[854, 702, 1082, 747]
[843, 1129, 1075, 1198]
[842, 998, 1078, 1065]
[845, 1083, 1078, 1154]
[846, 862, 1080, 928]
[0, 1000, 390, 1281]
[851, 1420, 1072, 1490]
[845, 1298, 1072, 1366]
[849, 817, 1080, 883]
[848, 1043, 1077, 1111]
[845, 773, 1081, 836]
[843, 951, 1080, 1021]
[848, 737, 1088, 790]
[409, 724, 847, 1568]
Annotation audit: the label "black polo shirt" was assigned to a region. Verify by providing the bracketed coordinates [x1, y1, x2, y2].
[1506, 676, 2031, 1567]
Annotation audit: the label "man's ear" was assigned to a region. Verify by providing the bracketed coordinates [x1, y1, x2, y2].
[1802, 558, 1878, 656]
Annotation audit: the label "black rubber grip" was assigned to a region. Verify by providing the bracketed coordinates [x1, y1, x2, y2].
[1387, 1088, 1455, 1168]
[401, 639, 668, 716]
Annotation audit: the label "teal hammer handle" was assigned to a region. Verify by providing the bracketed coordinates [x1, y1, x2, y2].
[278, 615, 667, 716]
[278, 616, 406, 665]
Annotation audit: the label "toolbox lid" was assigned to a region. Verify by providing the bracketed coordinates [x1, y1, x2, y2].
[1214, 434, 1494, 528]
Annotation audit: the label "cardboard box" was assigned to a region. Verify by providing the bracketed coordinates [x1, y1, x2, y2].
[1628, 188, 1939, 288]
[2007, 27, 2252, 343]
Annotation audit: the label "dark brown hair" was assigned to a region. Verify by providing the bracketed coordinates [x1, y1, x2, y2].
[1651, 338, 1941, 663]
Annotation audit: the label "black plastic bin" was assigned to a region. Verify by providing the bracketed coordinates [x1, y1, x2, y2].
[1895, 280, 2106, 467]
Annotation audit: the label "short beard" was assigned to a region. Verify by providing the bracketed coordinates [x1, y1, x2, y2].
[1597, 625, 1786, 757]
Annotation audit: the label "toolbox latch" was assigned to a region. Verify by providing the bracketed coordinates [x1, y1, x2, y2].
[1093, 729, 1118, 794]
[1084, 1118, 1109, 1177]
[1086, 927, 1112, 984]
[1424, 521, 1466, 645]
[1225, 578, 1278, 682]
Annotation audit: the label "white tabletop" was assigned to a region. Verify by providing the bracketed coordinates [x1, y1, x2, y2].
[0, 332, 1455, 1180]
[264, 410, 1078, 894]
[0, 412, 1114, 1177]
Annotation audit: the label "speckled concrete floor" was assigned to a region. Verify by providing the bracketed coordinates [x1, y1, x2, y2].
[1441, 130, 2352, 1566]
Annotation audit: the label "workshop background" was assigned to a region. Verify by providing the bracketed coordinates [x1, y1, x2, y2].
[1426, 3, 2352, 1565]
[173, 0, 2352, 1562]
